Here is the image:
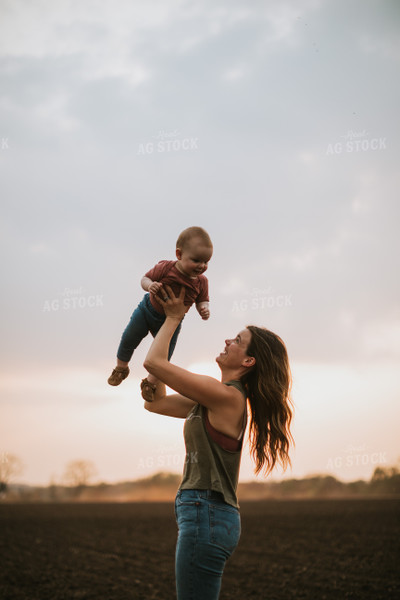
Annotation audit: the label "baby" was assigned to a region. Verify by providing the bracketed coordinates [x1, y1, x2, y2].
[108, 226, 213, 400]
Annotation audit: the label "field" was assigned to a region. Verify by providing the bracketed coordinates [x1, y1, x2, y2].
[1, 498, 399, 599]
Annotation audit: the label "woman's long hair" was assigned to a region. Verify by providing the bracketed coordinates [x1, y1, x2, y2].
[241, 326, 294, 476]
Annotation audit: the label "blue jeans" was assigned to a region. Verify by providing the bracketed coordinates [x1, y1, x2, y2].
[117, 293, 182, 362]
[175, 489, 241, 600]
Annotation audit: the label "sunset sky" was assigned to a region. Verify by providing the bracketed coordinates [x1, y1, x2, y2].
[1, 0, 399, 487]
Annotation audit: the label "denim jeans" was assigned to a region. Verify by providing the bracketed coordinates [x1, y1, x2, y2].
[175, 489, 241, 600]
[117, 293, 182, 362]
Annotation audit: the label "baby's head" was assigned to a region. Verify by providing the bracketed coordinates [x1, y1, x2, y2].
[175, 226, 213, 278]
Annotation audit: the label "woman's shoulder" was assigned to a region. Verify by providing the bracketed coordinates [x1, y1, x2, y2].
[223, 380, 246, 398]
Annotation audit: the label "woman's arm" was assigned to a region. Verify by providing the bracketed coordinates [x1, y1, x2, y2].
[144, 380, 196, 418]
[143, 287, 243, 412]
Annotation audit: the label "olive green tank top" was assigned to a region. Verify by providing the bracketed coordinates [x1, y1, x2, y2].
[179, 380, 247, 508]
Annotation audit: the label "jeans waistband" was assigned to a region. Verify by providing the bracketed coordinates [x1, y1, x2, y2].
[178, 488, 226, 503]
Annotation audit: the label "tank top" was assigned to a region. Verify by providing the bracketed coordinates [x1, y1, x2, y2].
[179, 380, 247, 508]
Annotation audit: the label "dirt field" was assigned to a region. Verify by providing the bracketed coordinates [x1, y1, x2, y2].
[1, 498, 398, 599]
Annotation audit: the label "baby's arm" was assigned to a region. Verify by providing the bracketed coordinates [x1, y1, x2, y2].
[196, 301, 210, 320]
[141, 276, 163, 295]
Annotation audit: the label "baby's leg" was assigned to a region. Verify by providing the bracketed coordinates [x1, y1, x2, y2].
[117, 302, 150, 363]
[116, 358, 129, 368]
[108, 300, 150, 386]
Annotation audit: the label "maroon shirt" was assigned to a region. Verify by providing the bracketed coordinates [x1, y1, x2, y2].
[145, 260, 209, 314]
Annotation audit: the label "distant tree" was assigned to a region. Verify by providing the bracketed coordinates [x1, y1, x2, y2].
[63, 460, 97, 488]
[371, 467, 387, 481]
[371, 465, 399, 481]
[0, 453, 24, 493]
[370, 465, 400, 495]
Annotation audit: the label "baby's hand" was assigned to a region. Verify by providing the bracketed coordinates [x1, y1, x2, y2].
[149, 281, 163, 295]
[199, 306, 210, 320]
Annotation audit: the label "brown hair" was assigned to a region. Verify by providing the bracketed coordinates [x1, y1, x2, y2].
[241, 326, 294, 476]
[176, 226, 213, 251]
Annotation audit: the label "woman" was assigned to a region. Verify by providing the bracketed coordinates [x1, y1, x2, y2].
[142, 285, 293, 600]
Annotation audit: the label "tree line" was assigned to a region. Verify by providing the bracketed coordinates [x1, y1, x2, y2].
[1, 454, 399, 502]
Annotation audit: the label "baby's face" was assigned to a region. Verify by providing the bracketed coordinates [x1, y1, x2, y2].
[176, 238, 213, 278]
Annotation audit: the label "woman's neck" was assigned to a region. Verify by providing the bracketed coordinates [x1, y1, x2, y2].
[220, 367, 243, 384]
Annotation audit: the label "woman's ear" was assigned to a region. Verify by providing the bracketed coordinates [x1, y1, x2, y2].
[243, 356, 256, 368]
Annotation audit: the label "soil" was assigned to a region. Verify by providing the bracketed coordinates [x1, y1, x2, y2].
[1, 498, 398, 599]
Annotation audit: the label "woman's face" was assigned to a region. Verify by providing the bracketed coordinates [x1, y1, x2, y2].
[216, 329, 253, 368]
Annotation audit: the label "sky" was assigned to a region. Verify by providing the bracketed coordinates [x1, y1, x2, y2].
[1, 0, 399, 487]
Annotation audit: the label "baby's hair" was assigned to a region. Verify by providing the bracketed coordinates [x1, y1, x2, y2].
[176, 226, 213, 250]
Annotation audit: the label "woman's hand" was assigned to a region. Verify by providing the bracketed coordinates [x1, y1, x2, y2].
[156, 285, 189, 321]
